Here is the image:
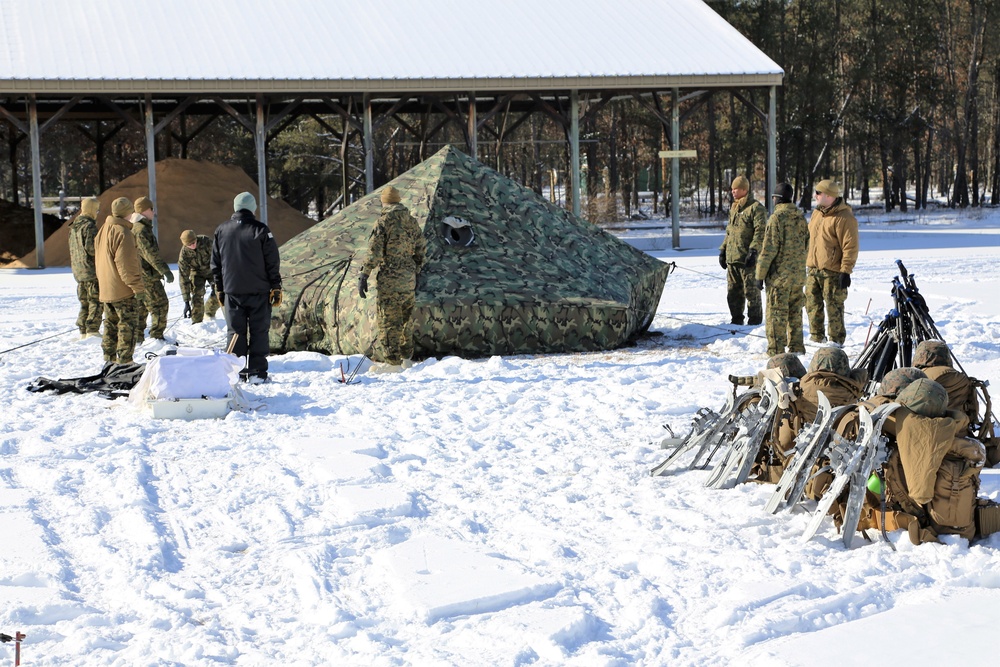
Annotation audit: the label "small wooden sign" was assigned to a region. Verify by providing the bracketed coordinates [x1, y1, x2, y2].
[658, 149, 698, 159]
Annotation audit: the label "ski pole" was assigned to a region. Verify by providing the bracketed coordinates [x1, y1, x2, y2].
[343, 334, 378, 384]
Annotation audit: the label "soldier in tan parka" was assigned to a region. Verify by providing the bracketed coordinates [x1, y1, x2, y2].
[69, 196, 102, 338]
[756, 183, 809, 356]
[94, 197, 145, 364]
[719, 175, 766, 326]
[805, 179, 859, 345]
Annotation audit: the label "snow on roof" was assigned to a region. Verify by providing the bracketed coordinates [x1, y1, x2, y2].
[0, 0, 782, 93]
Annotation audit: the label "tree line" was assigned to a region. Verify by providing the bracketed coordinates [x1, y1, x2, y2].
[1, 0, 997, 224]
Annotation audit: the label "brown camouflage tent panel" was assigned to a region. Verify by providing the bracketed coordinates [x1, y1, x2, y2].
[270, 145, 671, 360]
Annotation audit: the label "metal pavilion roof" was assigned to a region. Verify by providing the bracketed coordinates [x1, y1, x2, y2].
[0, 0, 782, 94]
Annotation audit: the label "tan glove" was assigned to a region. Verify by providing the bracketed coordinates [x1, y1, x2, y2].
[269, 288, 283, 307]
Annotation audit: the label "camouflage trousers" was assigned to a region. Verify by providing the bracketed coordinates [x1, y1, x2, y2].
[805, 268, 849, 344]
[375, 289, 416, 365]
[187, 278, 221, 323]
[75, 279, 102, 335]
[727, 263, 762, 324]
[136, 274, 169, 340]
[102, 296, 140, 364]
[764, 281, 806, 356]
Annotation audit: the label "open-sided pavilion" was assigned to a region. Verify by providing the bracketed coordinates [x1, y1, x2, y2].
[0, 0, 782, 266]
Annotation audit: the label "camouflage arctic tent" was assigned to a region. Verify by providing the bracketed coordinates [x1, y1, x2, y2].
[270, 145, 670, 360]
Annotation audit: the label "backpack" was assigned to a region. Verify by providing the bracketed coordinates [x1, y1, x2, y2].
[926, 438, 985, 539]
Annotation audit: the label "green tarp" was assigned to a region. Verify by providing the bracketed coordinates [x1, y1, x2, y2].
[270, 145, 670, 359]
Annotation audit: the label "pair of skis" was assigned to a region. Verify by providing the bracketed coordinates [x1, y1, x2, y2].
[802, 402, 901, 547]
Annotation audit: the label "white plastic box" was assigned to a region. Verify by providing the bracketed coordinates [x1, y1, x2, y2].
[149, 396, 232, 420]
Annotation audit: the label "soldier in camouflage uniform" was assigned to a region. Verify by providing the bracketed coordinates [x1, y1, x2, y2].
[719, 175, 766, 325]
[805, 179, 858, 345]
[755, 183, 809, 357]
[359, 185, 427, 366]
[131, 196, 174, 341]
[95, 197, 145, 364]
[178, 229, 221, 323]
[69, 196, 102, 338]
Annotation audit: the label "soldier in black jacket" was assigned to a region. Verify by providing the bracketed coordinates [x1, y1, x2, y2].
[211, 192, 282, 382]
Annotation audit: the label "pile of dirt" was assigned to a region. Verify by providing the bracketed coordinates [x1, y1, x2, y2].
[7, 158, 317, 268]
[0, 199, 65, 265]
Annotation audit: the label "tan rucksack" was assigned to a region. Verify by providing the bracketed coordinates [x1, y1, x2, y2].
[879, 408, 986, 543]
[926, 437, 986, 539]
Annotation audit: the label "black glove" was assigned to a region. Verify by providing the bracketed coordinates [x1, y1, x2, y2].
[358, 274, 369, 299]
[744, 248, 758, 270]
[755, 279, 764, 291]
[269, 288, 283, 307]
[163, 270, 174, 284]
[718, 249, 727, 270]
[838, 272, 852, 289]
[183, 301, 192, 318]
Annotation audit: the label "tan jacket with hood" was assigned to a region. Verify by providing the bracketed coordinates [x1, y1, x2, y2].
[806, 198, 859, 274]
[95, 215, 145, 303]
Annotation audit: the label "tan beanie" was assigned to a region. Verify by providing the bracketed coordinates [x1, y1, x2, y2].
[380, 186, 401, 205]
[731, 175, 749, 191]
[815, 179, 841, 197]
[134, 196, 153, 214]
[180, 229, 197, 245]
[111, 197, 133, 218]
[79, 196, 99, 219]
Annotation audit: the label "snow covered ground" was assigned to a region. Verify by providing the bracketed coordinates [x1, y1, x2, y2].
[1, 209, 999, 666]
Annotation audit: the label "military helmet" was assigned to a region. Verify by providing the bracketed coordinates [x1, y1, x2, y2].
[808, 346, 850, 376]
[878, 366, 927, 398]
[766, 353, 807, 379]
[912, 340, 952, 369]
[896, 378, 949, 417]
[771, 182, 793, 203]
